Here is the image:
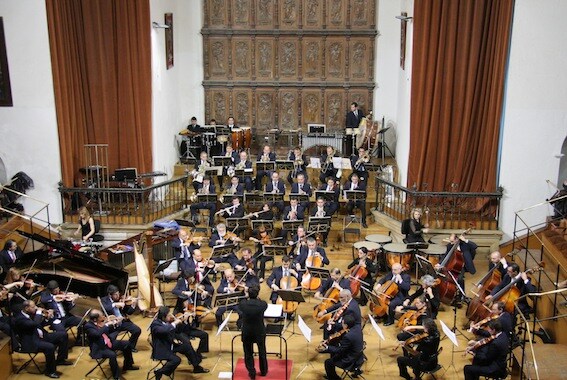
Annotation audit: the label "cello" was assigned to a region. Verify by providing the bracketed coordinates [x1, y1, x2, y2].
[313, 283, 342, 323]
[301, 251, 323, 291]
[277, 269, 300, 315]
[348, 260, 369, 298]
[436, 228, 472, 305]
[368, 280, 399, 317]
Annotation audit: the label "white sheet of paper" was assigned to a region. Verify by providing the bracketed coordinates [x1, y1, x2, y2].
[309, 157, 321, 169]
[440, 320, 458, 347]
[332, 157, 343, 169]
[216, 313, 231, 336]
[264, 304, 283, 318]
[368, 315, 385, 341]
[297, 315, 312, 343]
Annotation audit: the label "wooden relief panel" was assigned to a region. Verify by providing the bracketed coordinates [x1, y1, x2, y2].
[349, 39, 370, 81]
[326, 38, 345, 80]
[232, 38, 252, 80]
[208, 37, 229, 79]
[349, 0, 374, 29]
[232, 0, 251, 28]
[256, 90, 276, 129]
[278, 89, 299, 129]
[301, 90, 322, 126]
[279, 38, 299, 79]
[255, 38, 275, 80]
[279, 0, 299, 29]
[302, 38, 323, 81]
[210, 89, 230, 123]
[348, 91, 370, 116]
[302, 0, 323, 29]
[207, 0, 228, 28]
[326, 0, 347, 29]
[256, 0, 276, 29]
[325, 91, 345, 131]
[233, 89, 252, 126]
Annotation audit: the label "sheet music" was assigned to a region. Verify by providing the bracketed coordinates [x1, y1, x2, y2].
[368, 315, 385, 341]
[264, 304, 283, 318]
[309, 157, 321, 169]
[332, 157, 343, 169]
[297, 315, 312, 343]
[440, 320, 459, 346]
[216, 313, 231, 336]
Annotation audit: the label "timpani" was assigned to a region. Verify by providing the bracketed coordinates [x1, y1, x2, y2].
[419, 244, 446, 267]
[384, 243, 413, 271]
[429, 234, 450, 246]
[352, 241, 381, 261]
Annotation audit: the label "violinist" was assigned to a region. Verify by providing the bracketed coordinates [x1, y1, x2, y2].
[84, 309, 138, 380]
[40, 280, 82, 333]
[402, 208, 429, 244]
[267, 255, 299, 304]
[319, 314, 364, 380]
[172, 269, 214, 313]
[4, 268, 36, 311]
[463, 320, 509, 380]
[319, 146, 339, 184]
[172, 229, 201, 273]
[150, 306, 209, 379]
[214, 269, 244, 327]
[315, 268, 351, 301]
[265, 172, 286, 215]
[376, 263, 411, 326]
[396, 318, 440, 380]
[287, 225, 308, 260]
[189, 176, 217, 227]
[250, 226, 273, 281]
[294, 237, 329, 276]
[255, 145, 277, 190]
[469, 301, 513, 341]
[234, 248, 257, 276]
[396, 274, 440, 319]
[347, 247, 376, 305]
[209, 223, 240, 266]
[319, 177, 341, 216]
[291, 173, 312, 211]
[485, 263, 537, 317]
[234, 151, 253, 191]
[343, 173, 368, 228]
[14, 300, 71, 378]
[317, 289, 361, 339]
[190, 249, 220, 283]
[101, 284, 142, 351]
[0, 285, 12, 336]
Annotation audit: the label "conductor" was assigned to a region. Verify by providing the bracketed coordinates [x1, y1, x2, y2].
[239, 285, 268, 379]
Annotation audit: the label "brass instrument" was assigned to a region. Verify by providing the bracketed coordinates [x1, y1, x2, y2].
[189, 160, 211, 183]
[219, 185, 237, 204]
[354, 153, 370, 170]
[261, 153, 270, 162]
[322, 152, 334, 173]
[315, 208, 326, 218]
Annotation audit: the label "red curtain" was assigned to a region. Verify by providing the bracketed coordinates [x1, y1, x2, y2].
[408, 0, 514, 193]
[46, 0, 152, 186]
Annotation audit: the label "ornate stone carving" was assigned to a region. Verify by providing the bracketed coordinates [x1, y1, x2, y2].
[330, 0, 343, 23]
[352, 42, 366, 77]
[353, 0, 366, 25]
[328, 42, 342, 76]
[280, 92, 296, 128]
[280, 42, 296, 76]
[234, 0, 248, 24]
[304, 93, 319, 123]
[211, 41, 225, 73]
[211, 0, 224, 24]
[258, 93, 273, 122]
[327, 93, 342, 128]
[258, 0, 272, 24]
[258, 42, 271, 74]
[235, 92, 249, 124]
[214, 93, 226, 120]
[282, 0, 297, 24]
[235, 41, 249, 75]
[305, 42, 320, 76]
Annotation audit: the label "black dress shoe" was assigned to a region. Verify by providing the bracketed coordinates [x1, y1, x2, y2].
[154, 371, 162, 380]
[55, 359, 73, 366]
[260, 371, 268, 376]
[45, 373, 60, 379]
[362, 222, 368, 228]
[123, 365, 140, 371]
[383, 320, 394, 326]
[193, 366, 210, 374]
[131, 348, 139, 353]
[249, 373, 256, 380]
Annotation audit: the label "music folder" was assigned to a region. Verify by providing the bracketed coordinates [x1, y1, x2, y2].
[212, 156, 234, 167]
[344, 189, 366, 201]
[256, 162, 276, 171]
[306, 267, 330, 281]
[197, 194, 218, 203]
[276, 160, 294, 170]
[314, 190, 336, 202]
[211, 244, 236, 258]
[214, 291, 245, 308]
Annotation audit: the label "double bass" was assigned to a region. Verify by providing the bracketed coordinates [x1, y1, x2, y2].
[436, 228, 472, 305]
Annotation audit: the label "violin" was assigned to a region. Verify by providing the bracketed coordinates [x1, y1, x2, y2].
[397, 306, 428, 329]
[401, 332, 429, 356]
[316, 327, 349, 352]
[465, 335, 496, 356]
[53, 291, 84, 302]
[468, 315, 499, 333]
[327, 298, 351, 331]
[249, 235, 272, 245]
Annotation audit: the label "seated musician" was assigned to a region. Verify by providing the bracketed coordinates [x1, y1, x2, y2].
[267, 255, 299, 305]
[350, 147, 369, 181]
[287, 225, 308, 260]
[209, 223, 240, 267]
[250, 226, 274, 281]
[314, 268, 351, 301]
[293, 237, 330, 276]
[347, 247, 376, 306]
[319, 177, 340, 216]
[189, 176, 217, 227]
[233, 248, 256, 272]
[84, 309, 138, 380]
[227, 116, 237, 131]
[218, 144, 238, 188]
[191, 151, 211, 192]
[264, 172, 286, 215]
[40, 280, 82, 333]
[283, 197, 304, 221]
[218, 196, 245, 220]
[403, 208, 429, 243]
[319, 146, 338, 184]
[375, 263, 411, 326]
[469, 301, 514, 341]
[463, 320, 509, 380]
[150, 306, 209, 380]
[256, 145, 277, 190]
[250, 203, 274, 221]
[318, 314, 364, 380]
[344, 173, 368, 228]
[214, 269, 244, 327]
[485, 263, 537, 317]
[222, 176, 244, 207]
[397, 318, 440, 380]
[291, 173, 312, 212]
[287, 147, 308, 185]
[310, 198, 333, 244]
[396, 274, 440, 319]
[0, 286, 11, 336]
[172, 229, 201, 272]
[234, 151, 253, 191]
[316, 289, 361, 339]
[101, 285, 142, 351]
[395, 296, 430, 342]
[187, 116, 202, 133]
[191, 249, 221, 282]
[14, 300, 71, 379]
[5, 268, 37, 312]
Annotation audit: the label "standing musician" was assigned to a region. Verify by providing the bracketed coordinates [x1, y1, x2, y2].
[287, 225, 308, 260]
[319, 177, 341, 216]
[320, 146, 338, 184]
[14, 300, 71, 378]
[265, 172, 286, 215]
[344, 173, 368, 228]
[314, 268, 351, 301]
[150, 306, 209, 380]
[291, 173, 312, 212]
[396, 318, 441, 380]
[266, 255, 299, 304]
[239, 285, 268, 379]
[234, 151, 253, 191]
[191, 151, 212, 192]
[214, 269, 244, 327]
[255, 145, 277, 190]
[398, 274, 440, 319]
[463, 320, 509, 380]
[101, 285, 142, 351]
[40, 280, 82, 333]
[485, 263, 537, 317]
[317, 289, 361, 339]
[376, 263, 411, 326]
[294, 237, 330, 276]
[287, 147, 308, 185]
[403, 208, 429, 243]
[347, 247, 376, 306]
[469, 301, 514, 341]
[84, 309, 138, 380]
[486, 250, 509, 279]
[189, 176, 217, 228]
[318, 314, 364, 380]
[250, 226, 274, 281]
[209, 223, 241, 267]
[350, 147, 369, 181]
[172, 229, 201, 273]
[346, 102, 364, 129]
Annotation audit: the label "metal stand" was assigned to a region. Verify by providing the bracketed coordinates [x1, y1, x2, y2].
[84, 144, 110, 217]
[295, 338, 315, 379]
[211, 312, 234, 373]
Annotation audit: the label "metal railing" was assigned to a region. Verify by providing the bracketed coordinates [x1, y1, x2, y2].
[58, 176, 189, 225]
[374, 177, 503, 229]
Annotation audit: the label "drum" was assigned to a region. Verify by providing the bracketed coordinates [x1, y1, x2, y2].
[203, 132, 217, 146]
[231, 128, 244, 149]
[419, 244, 446, 266]
[384, 243, 412, 270]
[217, 134, 229, 144]
[429, 235, 450, 245]
[353, 241, 381, 260]
[241, 126, 252, 149]
[357, 119, 378, 149]
[365, 234, 393, 246]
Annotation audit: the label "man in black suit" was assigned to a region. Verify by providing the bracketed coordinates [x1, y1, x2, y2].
[486, 263, 537, 317]
[239, 285, 268, 379]
[376, 263, 411, 326]
[0, 239, 23, 280]
[264, 172, 286, 215]
[189, 176, 217, 227]
[319, 146, 339, 184]
[222, 176, 244, 207]
[218, 144, 239, 188]
[172, 269, 214, 313]
[319, 314, 364, 380]
[186, 116, 202, 133]
[314, 268, 351, 301]
[84, 309, 137, 380]
[350, 147, 369, 181]
[439, 233, 477, 301]
[464, 320, 509, 380]
[317, 289, 361, 339]
[266, 255, 299, 304]
[282, 198, 304, 221]
[234, 151, 254, 191]
[214, 269, 243, 327]
[172, 229, 201, 273]
[346, 102, 364, 129]
[256, 145, 277, 190]
[209, 223, 240, 267]
[219, 196, 245, 219]
[319, 177, 341, 216]
[287, 147, 308, 185]
[100, 285, 141, 351]
[39, 280, 82, 333]
[293, 237, 330, 276]
[290, 173, 312, 212]
[469, 301, 514, 340]
[343, 173, 368, 228]
[487, 251, 509, 278]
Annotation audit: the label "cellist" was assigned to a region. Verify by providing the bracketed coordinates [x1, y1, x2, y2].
[315, 268, 351, 301]
[376, 263, 411, 326]
[293, 237, 330, 275]
[346, 247, 376, 306]
[485, 263, 537, 317]
[486, 251, 509, 279]
[266, 255, 299, 304]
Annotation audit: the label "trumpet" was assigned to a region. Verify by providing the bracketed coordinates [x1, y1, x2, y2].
[354, 153, 370, 170]
[315, 208, 326, 218]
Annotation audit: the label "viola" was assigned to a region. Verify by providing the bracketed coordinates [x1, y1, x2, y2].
[316, 327, 349, 352]
[402, 332, 429, 356]
[397, 306, 428, 329]
[465, 335, 496, 355]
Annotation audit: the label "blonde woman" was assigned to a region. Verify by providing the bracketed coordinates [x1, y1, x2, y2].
[73, 206, 98, 241]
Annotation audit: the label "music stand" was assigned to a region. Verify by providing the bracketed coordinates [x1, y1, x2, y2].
[290, 193, 310, 204]
[263, 193, 284, 204]
[407, 244, 429, 281]
[256, 161, 276, 172]
[415, 254, 437, 277]
[263, 245, 288, 259]
[344, 190, 366, 225]
[276, 160, 294, 171]
[196, 194, 217, 204]
[212, 156, 234, 168]
[306, 267, 331, 282]
[244, 192, 264, 208]
[277, 290, 305, 336]
[283, 220, 304, 235]
[308, 217, 332, 237]
[235, 168, 254, 184]
[211, 244, 237, 260]
[375, 126, 395, 165]
[226, 217, 248, 234]
[213, 292, 245, 372]
[314, 190, 336, 202]
[251, 219, 274, 232]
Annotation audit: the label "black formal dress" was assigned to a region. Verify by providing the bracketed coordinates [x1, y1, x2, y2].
[239, 297, 268, 377]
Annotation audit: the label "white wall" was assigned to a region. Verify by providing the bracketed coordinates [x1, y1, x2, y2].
[150, 0, 204, 177]
[498, 0, 567, 240]
[0, 2, 62, 223]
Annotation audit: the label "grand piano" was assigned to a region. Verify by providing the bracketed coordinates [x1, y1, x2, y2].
[15, 230, 129, 297]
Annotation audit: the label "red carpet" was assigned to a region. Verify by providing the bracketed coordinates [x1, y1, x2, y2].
[233, 358, 293, 380]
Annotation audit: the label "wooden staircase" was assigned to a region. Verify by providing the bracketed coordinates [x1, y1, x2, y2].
[0, 215, 58, 252]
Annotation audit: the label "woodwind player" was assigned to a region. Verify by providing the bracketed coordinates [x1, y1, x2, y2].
[255, 145, 276, 190]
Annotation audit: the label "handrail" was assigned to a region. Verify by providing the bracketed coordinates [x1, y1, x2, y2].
[375, 178, 503, 198]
